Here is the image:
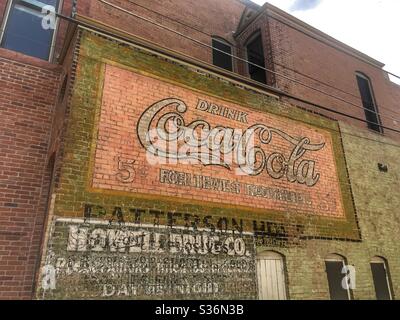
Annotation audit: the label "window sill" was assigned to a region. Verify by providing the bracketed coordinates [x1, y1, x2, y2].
[0, 47, 61, 71]
[366, 127, 385, 136]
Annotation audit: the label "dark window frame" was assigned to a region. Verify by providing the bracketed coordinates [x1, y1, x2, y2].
[370, 256, 393, 300]
[0, 0, 62, 61]
[324, 254, 352, 300]
[245, 30, 267, 85]
[211, 37, 233, 72]
[356, 72, 383, 134]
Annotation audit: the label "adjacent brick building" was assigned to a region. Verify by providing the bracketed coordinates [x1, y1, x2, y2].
[1, 0, 399, 300]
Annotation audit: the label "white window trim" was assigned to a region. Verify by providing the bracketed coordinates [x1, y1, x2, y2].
[49, 0, 62, 62]
[0, 0, 13, 43]
[0, 0, 63, 62]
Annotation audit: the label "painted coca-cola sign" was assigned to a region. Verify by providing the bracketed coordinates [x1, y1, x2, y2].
[91, 65, 346, 218]
[137, 98, 325, 187]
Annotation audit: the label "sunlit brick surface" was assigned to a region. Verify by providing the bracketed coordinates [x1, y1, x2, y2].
[92, 65, 345, 218]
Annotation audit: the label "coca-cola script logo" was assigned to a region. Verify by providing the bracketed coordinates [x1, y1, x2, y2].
[137, 98, 325, 187]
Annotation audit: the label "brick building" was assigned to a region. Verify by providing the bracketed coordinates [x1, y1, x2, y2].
[0, 0, 399, 300]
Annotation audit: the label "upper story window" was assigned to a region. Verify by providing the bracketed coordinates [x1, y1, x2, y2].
[246, 32, 267, 84]
[356, 72, 382, 133]
[212, 38, 233, 72]
[0, 0, 60, 60]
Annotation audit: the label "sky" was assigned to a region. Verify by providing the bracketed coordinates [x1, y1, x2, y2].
[252, 0, 400, 84]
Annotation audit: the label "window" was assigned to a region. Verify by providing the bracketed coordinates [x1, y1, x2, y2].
[256, 251, 287, 300]
[356, 73, 382, 133]
[325, 254, 351, 300]
[370, 257, 393, 300]
[212, 38, 233, 71]
[1, 0, 60, 60]
[246, 32, 266, 84]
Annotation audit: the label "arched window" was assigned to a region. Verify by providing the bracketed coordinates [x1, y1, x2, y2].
[256, 251, 287, 300]
[370, 256, 393, 300]
[356, 72, 382, 133]
[324, 253, 351, 300]
[245, 31, 266, 84]
[211, 37, 233, 71]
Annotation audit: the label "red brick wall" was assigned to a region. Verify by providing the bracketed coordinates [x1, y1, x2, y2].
[48, 29, 79, 157]
[92, 64, 344, 218]
[0, 50, 61, 299]
[73, 1, 400, 140]
[76, 0, 245, 63]
[0, 1, 8, 22]
[235, 12, 276, 86]
[0, 0, 400, 299]
[266, 13, 400, 140]
[4, 0, 398, 141]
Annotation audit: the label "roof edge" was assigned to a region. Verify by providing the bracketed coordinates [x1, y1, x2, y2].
[73, 14, 282, 99]
[235, 0, 261, 10]
[263, 2, 385, 68]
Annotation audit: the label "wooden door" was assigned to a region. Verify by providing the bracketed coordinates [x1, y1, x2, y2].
[257, 252, 287, 300]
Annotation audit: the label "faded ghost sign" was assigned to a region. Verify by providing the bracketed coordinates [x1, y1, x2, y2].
[39, 219, 257, 300]
[91, 65, 345, 218]
[137, 98, 325, 186]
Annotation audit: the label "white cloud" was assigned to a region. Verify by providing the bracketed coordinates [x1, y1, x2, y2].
[251, 0, 400, 84]
[290, 0, 323, 12]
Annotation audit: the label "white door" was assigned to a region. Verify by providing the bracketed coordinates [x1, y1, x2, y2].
[257, 252, 287, 300]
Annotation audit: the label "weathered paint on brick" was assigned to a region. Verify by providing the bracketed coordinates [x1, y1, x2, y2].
[36, 31, 400, 300]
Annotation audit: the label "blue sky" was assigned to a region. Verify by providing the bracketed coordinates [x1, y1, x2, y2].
[253, 0, 400, 84]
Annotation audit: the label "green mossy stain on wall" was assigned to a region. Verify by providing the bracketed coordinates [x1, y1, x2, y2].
[39, 30, 400, 300]
[53, 30, 360, 239]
